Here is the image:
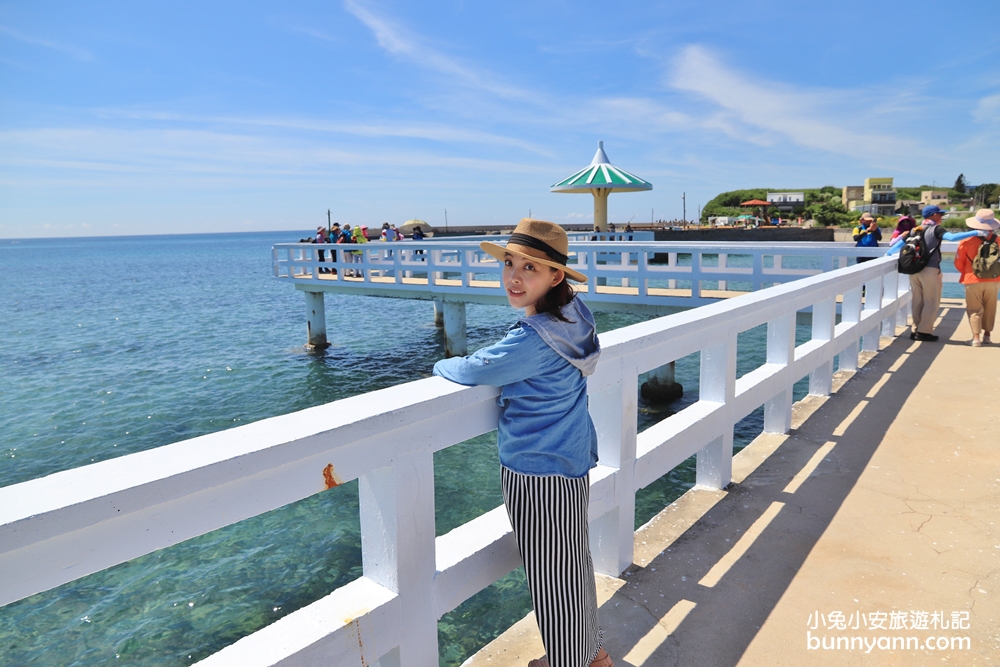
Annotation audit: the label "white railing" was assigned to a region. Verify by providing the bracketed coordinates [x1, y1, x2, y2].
[273, 240, 960, 308]
[1, 254, 911, 666]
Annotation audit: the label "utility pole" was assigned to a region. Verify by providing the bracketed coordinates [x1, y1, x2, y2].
[697, 204, 701, 224]
[327, 209, 331, 237]
[444, 208, 449, 234]
[682, 192, 686, 223]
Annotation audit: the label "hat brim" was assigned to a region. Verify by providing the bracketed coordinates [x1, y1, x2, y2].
[966, 217, 1000, 231]
[480, 241, 588, 283]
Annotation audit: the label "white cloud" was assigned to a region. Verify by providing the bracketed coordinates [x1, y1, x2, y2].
[972, 94, 1000, 123]
[0, 24, 92, 61]
[0, 127, 555, 190]
[342, 0, 533, 102]
[92, 108, 552, 155]
[670, 45, 915, 158]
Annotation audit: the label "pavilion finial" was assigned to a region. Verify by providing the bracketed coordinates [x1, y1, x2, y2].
[591, 141, 611, 166]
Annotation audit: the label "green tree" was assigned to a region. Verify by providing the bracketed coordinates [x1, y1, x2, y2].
[804, 200, 851, 227]
[954, 173, 967, 193]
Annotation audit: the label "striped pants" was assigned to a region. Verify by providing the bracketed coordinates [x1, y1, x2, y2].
[501, 466, 602, 667]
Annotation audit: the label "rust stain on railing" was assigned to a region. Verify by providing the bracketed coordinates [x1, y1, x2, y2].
[323, 463, 343, 489]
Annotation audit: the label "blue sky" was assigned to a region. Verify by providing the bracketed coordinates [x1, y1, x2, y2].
[1, 0, 998, 238]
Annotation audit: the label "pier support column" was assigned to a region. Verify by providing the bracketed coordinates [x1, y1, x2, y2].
[442, 302, 467, 358]
[593, 188, 609, 231]
[640, 362, 683, 403]
[304, 291, 329, 350]
[433, 299, 444, 328]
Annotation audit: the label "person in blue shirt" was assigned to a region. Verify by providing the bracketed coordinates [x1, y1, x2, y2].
[433, 219, 613, 667]
[887, 205, 984, 341]
[852, 212, 883, 263]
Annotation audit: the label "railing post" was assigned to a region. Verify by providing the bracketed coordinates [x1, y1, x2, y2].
[753, 251, 764, 291]
[881, 269, 898, 337]
[638, 250, 648, 298]
[862, 274, 883, 352]
[809, 297, 836, 396]
[588, 366, 638, 576]
[462, 250, 473, 288]
[691, 251, 703, 299]
[359, 453, 437, 667]
[697, 332, 736, 488]
[839, 285, 863, 371]
[896, 272, 911, 329]
[764, 313, 795, 433]
[718, 253, 727, 291]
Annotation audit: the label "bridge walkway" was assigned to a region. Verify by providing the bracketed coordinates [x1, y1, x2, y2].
[466, 299, 999, 666]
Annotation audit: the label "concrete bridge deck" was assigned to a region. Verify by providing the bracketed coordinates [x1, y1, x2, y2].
[466, 299, 999, 667]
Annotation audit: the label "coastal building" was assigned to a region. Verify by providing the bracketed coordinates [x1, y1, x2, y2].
[841, 185, 865, 210]
[843, 179, 896, 216]
[863, 177, 897, 216]
[921, 190, 948, 206]
[766, 192, 804, 213]
[895, 199, 922, 217]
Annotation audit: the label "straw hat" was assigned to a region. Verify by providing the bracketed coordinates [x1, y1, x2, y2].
[965, 208, 999, 231]
[860, 212, 875, 221]
[480, 218, 587, 283]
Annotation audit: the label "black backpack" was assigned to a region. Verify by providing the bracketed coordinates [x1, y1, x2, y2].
[972, 233, 1000, 279]
[897, 226, 930, 275]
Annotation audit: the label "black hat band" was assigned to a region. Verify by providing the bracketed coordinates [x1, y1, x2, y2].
[507, 233, 568, 265]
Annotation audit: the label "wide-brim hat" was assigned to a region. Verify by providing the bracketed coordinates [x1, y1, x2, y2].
[860, 212, 875, 221]
[480, 218, 587, 283]
[966, 208, 999, 231]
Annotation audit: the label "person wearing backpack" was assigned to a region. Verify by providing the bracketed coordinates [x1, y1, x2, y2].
[953, 209, 1000, 347]
[887, 205, 982, 341]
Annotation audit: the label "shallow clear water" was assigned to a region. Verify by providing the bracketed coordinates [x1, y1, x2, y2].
[1, 235, 827, 664]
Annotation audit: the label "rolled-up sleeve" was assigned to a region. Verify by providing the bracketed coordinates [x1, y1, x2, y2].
[433, 326, 545, 387]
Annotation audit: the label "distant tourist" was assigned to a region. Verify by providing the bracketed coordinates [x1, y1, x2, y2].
[608, 222, 616, 232]
[888, 205, 982, 341]
[349, 226, 368, 278]
[314, 227, 329, 273]
[953, 209, 1000, 347]
[412, 225, 424, 241]
[433, 219, 613, 667]
[391, 224, 403, 240]
[891, 215, 916, 243]
[328, 223, 341, 275]
[624, 222, 633, 233]
[853, 213, 882, 263]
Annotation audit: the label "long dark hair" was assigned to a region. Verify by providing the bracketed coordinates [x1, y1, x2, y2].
[533, 275, 576, 322]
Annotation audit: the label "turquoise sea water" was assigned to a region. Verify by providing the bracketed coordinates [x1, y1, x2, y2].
[2, 232, 933, 665]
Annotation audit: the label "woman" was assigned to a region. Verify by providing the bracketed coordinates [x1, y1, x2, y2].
[953, 209, 1000, 346]
[890, 215, 916, 243]
[433, 219, 613, 667]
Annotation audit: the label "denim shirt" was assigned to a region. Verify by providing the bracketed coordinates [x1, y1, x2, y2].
[432, 298, 601, 478]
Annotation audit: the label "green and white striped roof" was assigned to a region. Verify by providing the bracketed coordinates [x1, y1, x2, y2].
[551, 141, 652, 193]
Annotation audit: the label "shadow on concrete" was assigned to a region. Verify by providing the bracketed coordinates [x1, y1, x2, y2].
[600, 312, 961, 667]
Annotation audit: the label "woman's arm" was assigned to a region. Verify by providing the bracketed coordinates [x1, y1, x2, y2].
[941, 230, 983, 242]
[433, 326, 548, 387]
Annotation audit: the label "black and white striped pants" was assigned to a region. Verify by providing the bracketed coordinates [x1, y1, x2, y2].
[501, 466, 602, 667]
